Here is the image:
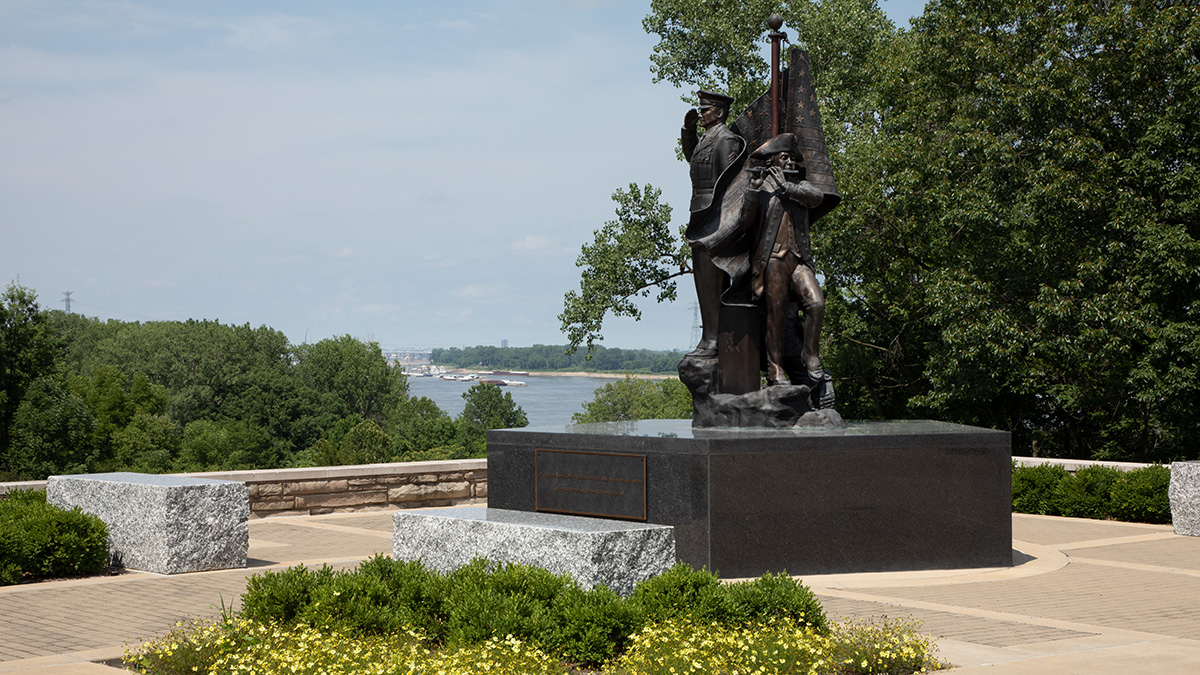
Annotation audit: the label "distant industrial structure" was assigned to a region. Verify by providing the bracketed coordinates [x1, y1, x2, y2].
[383, 349, 432, 366]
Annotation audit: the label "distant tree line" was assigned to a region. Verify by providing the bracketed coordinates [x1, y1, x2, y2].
[430, 345, 686, 374]
[0, 283, 526, 482]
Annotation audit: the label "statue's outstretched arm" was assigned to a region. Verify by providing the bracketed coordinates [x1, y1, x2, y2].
[783, 180, 824, 209]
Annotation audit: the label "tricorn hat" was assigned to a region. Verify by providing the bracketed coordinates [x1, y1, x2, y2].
[697, 90, 734, 110]
[751, 133, 802, 161]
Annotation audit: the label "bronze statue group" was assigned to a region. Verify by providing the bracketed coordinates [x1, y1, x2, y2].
[674, 42, 843, 427]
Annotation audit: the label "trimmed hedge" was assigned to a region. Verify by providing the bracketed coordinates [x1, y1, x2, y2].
[0, 489, 109, 585]
[1012, 464, 1171, 524]
[240, 556, 827, 668]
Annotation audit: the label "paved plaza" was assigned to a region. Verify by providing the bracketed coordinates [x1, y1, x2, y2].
[2, 511, 1199, 674]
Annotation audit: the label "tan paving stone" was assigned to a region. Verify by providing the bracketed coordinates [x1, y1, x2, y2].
[241, 521, 391, 564]
[1012, 513, 1170, 546]
[851, 559, 1200, 641]
[816, 595, 1096, 647]
[319, 512, 396, 532]
[946, 637, 1200, 674]
[1063, 535, 1200, 571]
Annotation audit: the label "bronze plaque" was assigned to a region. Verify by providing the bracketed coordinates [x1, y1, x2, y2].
[535, 449, 647, 520]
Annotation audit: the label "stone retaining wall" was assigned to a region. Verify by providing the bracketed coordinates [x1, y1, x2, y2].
[1013, 457, 1153, 473]
[0, 456, 1158, 517]
[0, 459, 487, 518]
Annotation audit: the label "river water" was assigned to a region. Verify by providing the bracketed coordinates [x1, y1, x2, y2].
[406, 374, 619, 427]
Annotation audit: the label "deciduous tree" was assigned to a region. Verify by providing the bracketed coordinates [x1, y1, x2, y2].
[295, 336, 408, 425]
[559, 185, 690, 354]
[572, 377, 692, 423]
[828, 0, 1200, 460]
[0, 284, 63, 465]
[7, 377, 95, 480]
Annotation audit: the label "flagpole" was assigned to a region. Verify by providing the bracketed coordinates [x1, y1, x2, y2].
[768, 13, 785, 136]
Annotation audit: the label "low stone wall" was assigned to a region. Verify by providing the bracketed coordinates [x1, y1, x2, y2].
[1013, 457, 1152, 473]
[0, 459, 487, 518]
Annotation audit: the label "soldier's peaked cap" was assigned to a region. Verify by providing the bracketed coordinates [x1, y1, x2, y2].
[752, 133, 802, 160]
[697, 90, 734, 109]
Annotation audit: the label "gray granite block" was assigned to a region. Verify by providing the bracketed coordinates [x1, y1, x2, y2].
[47, 472, 249, 574]
[1170, 462, 1200, 536]
[392, 507, 675, 595]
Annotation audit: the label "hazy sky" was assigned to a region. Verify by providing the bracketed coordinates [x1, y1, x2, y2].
[1, 0, 926, 351]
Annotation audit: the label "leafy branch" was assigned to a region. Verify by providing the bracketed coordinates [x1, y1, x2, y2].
[559, 184, 690, 355]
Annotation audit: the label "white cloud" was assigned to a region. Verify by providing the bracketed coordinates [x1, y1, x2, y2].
[511, 235, 556, 254]
[353, 303, 399, 317]
[435, 19, 476, 32]
[455, 284, 494, 300]
[435, 307, 472, 321]
[220, 15, 334, 51]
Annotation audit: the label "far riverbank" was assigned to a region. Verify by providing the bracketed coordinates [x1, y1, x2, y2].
[442, 368, 674, 381]
[409, 373, 661, 426]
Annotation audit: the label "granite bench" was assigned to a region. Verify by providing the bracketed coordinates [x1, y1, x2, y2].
[47, 472, 249, 574]
[1170, 461, 1200, 536]
[392, 507, 674, 595]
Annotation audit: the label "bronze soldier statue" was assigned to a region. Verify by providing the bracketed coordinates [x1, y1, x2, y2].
[675, 26, 841, 426]
[736, 134, 826, 386]
[681, 91, 745, 357]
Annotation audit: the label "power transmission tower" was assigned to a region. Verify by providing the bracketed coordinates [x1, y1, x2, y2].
[690, 302, 701, 347]
[62, 291, 73, 313]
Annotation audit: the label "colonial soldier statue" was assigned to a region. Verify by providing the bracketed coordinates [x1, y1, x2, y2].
[734, 133, 826, 386]
[681, 91, 746, 357]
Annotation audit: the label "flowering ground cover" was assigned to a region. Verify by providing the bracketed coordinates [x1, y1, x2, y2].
[125, 614, 943, 675]
[124, 557, 943, 675]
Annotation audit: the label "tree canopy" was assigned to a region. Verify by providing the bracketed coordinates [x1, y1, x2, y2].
[0, 285, 528, 480]
[562, 0, 1200, 462]
[572, 377, 692, 424]
[831, 0, 1200, 461]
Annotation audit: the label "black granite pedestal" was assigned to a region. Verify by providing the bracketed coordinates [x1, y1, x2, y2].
[487, 419, 1012, 578]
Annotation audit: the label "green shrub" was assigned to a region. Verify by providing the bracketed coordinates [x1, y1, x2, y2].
[1012, 462, 1172, 524]
[725, 571, 829, 632]
[354, 555, 449, 641]
[0, 489, 108, 585]
[1055, 466, 1121, 519]
[0, 527, 22, 585]
[628, 562, 729, 624]
[544, 583, 639, 665]
[300, 567, 412, 636]
[1111, 465, 1172, 524]
[1011, 464, 1069, 515]
[240, 563, 336, 624]
[234, 556, 833, 670]
[442, 559, 568, 649]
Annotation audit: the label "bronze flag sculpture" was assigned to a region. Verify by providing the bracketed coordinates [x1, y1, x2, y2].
[677, 16, 843, 428]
